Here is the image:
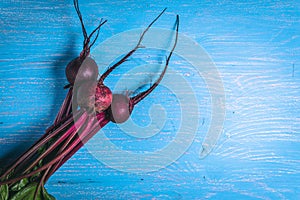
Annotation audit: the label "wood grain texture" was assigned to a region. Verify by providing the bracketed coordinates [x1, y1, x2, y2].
[0, 0, 299, 199]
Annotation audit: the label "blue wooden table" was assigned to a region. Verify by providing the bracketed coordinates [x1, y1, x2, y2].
[1, 0, 299, 199]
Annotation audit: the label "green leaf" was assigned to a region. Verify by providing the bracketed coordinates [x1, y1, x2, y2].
[0, 184, 9, 200]
[38, 159, 43, 167]
[10, 183, 56, 200]
[10, 183, 37, 200]
[42, 187, 56, 200]
[11, 178, 29, 192]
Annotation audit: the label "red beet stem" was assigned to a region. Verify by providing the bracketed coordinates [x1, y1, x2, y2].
[54, 89, 73, 125]
[43, 115, 94, 184]
[23, 112, 88, 174]
[0, 111, 82, 180]
[44, 112, 109, 181]
[0, 112, 108, 186]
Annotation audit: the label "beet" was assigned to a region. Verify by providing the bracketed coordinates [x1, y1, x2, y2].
[66, 57, 99, 85]
[107, 94, 131, 123]
[94, 83, 112, 112]
[76, 81, 112, 112]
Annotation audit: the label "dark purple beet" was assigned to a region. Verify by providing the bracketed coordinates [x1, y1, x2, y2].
[65, 57, 82, 85]
[108, 94, 131, 123]
[77, 57, 99, 82]
[65, 57, 99, 85]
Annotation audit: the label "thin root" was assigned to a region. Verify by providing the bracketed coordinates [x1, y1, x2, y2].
[131, 15, 179, 106]
[98, 8, 167, 83]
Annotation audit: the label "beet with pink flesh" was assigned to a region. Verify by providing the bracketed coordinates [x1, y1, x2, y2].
[77, 81, 112, 112]
[95, 83, 113, 112]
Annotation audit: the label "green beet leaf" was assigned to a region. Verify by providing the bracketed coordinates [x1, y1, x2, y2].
[10, 183, 56, 200]
[11, 178, 29, 192]
[0, 184, 9, 200]
[10, 183, 37, 200]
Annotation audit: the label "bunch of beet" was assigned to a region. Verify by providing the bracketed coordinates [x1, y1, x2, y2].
[0, 0, 179, 199]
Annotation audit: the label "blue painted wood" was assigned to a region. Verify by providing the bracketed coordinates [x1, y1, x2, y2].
[1, 0, 299, 199]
